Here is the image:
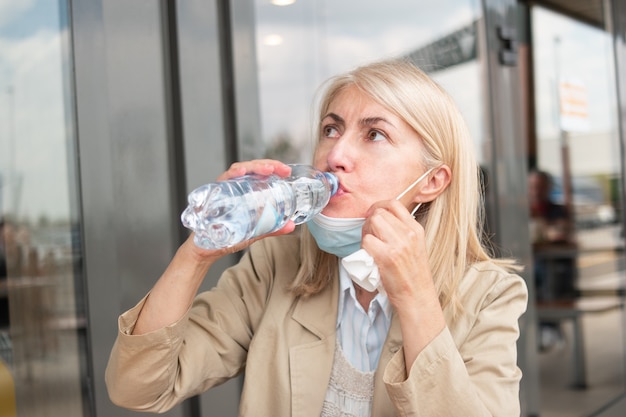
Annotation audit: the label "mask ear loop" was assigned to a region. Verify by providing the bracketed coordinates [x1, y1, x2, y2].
[410, 202, 423, 217]
[396, 167, 434, 218]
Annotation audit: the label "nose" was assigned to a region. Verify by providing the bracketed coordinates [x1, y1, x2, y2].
[325, 135, 356, 173]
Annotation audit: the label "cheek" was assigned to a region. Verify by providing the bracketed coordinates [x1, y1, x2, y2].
[313, 144, 330, 168]
[362, 176, 411, 204]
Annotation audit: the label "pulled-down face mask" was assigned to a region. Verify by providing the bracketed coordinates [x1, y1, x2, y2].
[307, 167, 435, 292]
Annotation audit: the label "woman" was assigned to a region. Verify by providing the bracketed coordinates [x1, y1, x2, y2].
[106, 59, 528, 416]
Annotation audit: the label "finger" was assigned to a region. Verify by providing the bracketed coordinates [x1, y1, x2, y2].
[227, 220, 296, 254]
[366, 199, 416, 223]
[363, 213, 420, 256]
[363, 201, 419, 244]
[217, 160, 292, 181]
[362, 203, 426, 270]
[266, 220, 296, 237]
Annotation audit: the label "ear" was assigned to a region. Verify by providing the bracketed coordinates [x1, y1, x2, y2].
[413, 164, 451, 204]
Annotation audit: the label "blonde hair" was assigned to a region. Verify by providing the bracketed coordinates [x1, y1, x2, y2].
[290, 59, 518, 316]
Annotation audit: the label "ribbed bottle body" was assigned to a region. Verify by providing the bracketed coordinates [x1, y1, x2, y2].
[181, 164, 338, 249]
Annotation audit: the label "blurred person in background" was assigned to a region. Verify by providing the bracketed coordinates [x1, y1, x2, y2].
[528, 169, 577, 349]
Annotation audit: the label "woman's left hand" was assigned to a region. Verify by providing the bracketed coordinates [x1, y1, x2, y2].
[361, 199, 446, 365]
[361, 200, 434, 305]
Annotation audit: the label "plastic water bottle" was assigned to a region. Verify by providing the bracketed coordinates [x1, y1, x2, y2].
[181, 164, 339, 250]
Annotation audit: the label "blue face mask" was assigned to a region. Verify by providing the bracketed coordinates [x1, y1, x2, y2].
[306, 214, 364, 258]
[307, 168, 434, 258]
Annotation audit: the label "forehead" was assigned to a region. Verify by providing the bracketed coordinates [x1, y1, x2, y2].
[325, 86, 398, 121]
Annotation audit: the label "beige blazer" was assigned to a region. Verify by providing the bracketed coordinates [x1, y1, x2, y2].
[106, 233, 528, 416]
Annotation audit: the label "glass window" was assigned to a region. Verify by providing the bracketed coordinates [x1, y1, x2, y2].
[253, 0, 486, 165]
[0, 1, 89, 416]
[531, 5, 625, 415]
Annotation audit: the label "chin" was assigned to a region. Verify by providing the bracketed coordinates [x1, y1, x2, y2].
[322, 208, 364, 219]
[320, 208, 344, 218]
[323, 196, 367, 218]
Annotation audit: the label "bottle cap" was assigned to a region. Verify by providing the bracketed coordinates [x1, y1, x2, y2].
[324, 172, 339, 196]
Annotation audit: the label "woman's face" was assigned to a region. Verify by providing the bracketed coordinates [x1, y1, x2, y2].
[314, 85, 427, 218]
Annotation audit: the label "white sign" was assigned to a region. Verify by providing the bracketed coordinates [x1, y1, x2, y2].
[559, 78, 589, 132]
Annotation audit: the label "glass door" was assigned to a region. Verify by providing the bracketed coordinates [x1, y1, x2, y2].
[0, 1, 90, 416]
[530, 5, 625, 416]
[253, 0, 487, 166]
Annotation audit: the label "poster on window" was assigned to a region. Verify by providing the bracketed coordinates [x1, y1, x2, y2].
[559, 78, 589, 132]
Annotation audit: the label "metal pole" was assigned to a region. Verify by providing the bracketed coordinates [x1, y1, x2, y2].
[554, 36, 574, 223]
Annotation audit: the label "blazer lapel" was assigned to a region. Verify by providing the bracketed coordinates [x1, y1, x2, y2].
[290, 272, 339, 417]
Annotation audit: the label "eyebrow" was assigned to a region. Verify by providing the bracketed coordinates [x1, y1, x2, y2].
[360, 116, 395, 129]
[321, 112, 396, 129]
[322, 112, 344, 124]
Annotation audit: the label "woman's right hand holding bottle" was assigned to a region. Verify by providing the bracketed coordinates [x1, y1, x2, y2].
[132, 160, 295, 335]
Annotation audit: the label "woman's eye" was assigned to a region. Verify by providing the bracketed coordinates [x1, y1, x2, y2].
[323, 125, 340, 139]
[367, 130, 387, 142]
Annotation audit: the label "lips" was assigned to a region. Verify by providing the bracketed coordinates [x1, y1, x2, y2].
[334, 182, 348, 197]
[326, 184, 346, 203]
[326, 172, 351, 200]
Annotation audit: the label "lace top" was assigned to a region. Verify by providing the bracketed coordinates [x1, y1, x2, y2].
[320, 342, 375, 417]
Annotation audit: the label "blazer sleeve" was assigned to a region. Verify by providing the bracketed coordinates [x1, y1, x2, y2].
[383, 269, 528, 417]
[105, 236, 289, 412]
[105, 296, 195, 412]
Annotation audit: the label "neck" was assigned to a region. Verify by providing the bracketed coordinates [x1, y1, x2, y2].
[354, 283, 377, 312]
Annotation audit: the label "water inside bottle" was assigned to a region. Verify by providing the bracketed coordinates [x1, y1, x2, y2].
[181, 166, 337, 250]
[253, 203, 280, 235]
[203, 195, 248, 246]
[290, 177, 328, 224]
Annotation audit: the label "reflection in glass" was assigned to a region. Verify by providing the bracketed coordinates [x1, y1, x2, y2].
[253, 0, 485, 164]
[531, 6, 625, 416]
[0, 1, 88, 416]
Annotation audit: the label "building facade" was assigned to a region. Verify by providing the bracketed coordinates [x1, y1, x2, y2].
[0, 0, 625, 416]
